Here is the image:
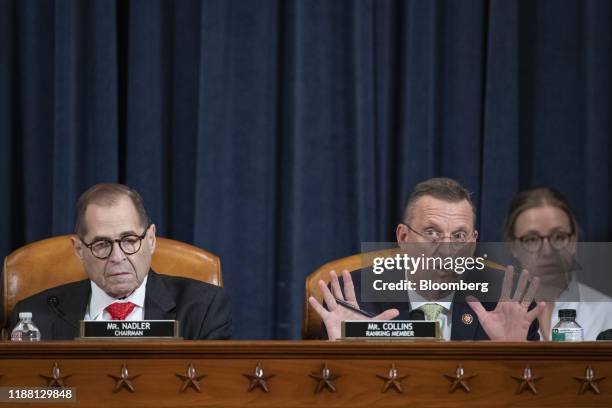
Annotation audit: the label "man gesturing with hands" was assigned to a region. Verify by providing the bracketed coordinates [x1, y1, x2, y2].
[310, 178, 543, 341]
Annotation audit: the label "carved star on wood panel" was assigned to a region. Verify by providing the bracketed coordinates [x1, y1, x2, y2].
[376, 363, 408, 393]
[176, 363, 207, 392]
[511, 365, 542, 395]
[574, 365, 605, 395]
[309, 362, 340, 394]
[444, 364, 477, 393]
[243, 362, 274, 392]
[40, 362, 72, 388]
[108, 364, 140, 393]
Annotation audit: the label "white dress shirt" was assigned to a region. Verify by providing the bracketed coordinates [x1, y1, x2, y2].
[408, 290, 454, 341]
[540, 279, 612, 341]
[84, 275, 148, 321]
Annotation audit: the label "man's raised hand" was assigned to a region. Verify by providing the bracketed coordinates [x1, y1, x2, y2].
[308, 270, 399, 340]
[466, 265, 545, 341]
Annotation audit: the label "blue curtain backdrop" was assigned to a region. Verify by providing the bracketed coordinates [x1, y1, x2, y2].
[1, 0, 611, 339]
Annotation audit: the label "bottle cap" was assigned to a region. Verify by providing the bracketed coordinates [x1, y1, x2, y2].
[18, 312, 32, 319]
[559, 309, 576, 318]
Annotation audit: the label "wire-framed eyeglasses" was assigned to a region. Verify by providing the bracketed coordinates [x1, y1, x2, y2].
[402, 223, 476, 249]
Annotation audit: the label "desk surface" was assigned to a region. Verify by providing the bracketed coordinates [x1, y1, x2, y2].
[1, 339, 612, 356]
[1, 340, 611, 407]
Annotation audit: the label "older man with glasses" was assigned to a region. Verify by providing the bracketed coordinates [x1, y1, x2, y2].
[10, 183, 232, 340]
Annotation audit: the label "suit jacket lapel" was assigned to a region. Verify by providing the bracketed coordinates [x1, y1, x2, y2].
[377, 301, 410, 318]
[51, 280, 90, 339]
[143, 270, 176, 320]
[451, 301, 479, 340]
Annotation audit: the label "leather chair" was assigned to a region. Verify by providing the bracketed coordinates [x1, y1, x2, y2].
[2, 235, 222, 328]
[302, 250, 506, 339]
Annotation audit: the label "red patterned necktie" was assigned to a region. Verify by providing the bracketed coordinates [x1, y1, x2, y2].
[105, 302, 136, 320]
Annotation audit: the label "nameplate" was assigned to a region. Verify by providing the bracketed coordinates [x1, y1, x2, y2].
[78, 320, 180, 339]
[341, 320, 440, 340]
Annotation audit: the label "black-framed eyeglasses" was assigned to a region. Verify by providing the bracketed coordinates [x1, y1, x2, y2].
[402, 223, 476, 248]
[80, 224, 152, 260]
[516, 231, 573, 253]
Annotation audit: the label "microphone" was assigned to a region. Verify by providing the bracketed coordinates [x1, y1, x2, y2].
[409, 309, 425, 321]
[597, 329, 612, 340]
[47, 296, 78, 329]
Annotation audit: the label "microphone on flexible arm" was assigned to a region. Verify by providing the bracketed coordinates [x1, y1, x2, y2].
[47, 296, 78, 329]
[597, 329, 612, 340]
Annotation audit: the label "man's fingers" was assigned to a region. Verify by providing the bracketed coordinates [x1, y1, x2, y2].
[374, 308, 400, 320]
[329, 270, 344, 300]
[521, 275, 540, 307]
[342, 270, 357, 305]
[465, 295, 487, 319]
[318, 279, 337, 310]
[512, 269, 530, 302]
[499, 265, 514, 301]
[308, 296, 329, 319]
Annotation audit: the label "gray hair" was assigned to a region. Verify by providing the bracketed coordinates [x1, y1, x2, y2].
[75, 183, 150, 238]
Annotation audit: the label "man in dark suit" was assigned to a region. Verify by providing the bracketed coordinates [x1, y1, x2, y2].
[310, 177, 542, 341]
[9, 183, 232, 340]
[321, 267, 539, 341]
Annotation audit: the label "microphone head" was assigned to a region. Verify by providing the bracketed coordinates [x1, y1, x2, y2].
[47, 295, 59, 307]
[409, 309, 425, 321]
[597, 329, 612, 340]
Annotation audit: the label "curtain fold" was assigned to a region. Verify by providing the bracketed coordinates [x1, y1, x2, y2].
[1, 0, 611, 338]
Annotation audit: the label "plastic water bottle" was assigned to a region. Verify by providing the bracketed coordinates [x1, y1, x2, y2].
[552, 309, 583, 342]
[10, 312, 41, 341]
